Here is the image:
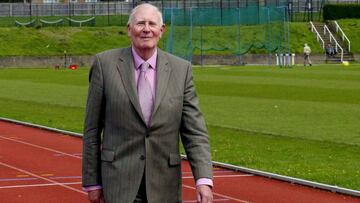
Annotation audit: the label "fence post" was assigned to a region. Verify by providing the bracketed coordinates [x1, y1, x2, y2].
[9, 3, 12, 17]
[29, 0, 32, 21]
[107, 0, 110, 26]
[120, 3, 122, 26]
[220, 0, 223, 25]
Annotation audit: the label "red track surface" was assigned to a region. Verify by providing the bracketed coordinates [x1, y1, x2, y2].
[0, 120, 359, 203]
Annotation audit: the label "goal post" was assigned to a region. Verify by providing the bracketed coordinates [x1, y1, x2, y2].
[163, 5, 290, 65]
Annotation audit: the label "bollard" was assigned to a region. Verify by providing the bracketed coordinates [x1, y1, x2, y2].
[291, 53, 295, 65]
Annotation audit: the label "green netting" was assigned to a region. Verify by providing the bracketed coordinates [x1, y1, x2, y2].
[67, 17, 96, 27]
[15, 19, 36, 27]
[164, 6, 290, 65]
[39, 18, 64, 26]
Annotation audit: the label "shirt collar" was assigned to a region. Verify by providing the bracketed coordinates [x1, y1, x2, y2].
[132, 46, 157, 70]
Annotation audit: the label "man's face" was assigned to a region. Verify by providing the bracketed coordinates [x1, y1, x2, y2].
[128, 7, 164, 52]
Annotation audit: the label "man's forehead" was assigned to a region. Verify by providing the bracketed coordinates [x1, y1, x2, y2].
[133, 16, 158, 22]
[134, 8, 159, 18]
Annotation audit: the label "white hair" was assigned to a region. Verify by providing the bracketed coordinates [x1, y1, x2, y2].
[127, 3, 163, 26]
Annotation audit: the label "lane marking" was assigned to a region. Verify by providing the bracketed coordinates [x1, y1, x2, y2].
[0, 177, 38, 182]
[182, 170, 236, 174]
[9, 137, 20, 139]
[0, 135, 81, 159]
[0, 182, 81, 189]
[50, 176, 82, 180]
[0, 161, 86, 195]
[182, 174, 253, 179]
[54, 153, 82, 157]
[183, 184, 251, 203]
[0, 176, 81, 182]
[184, 198, 229, 202]
[16, 174, 29, 178]
[41, 174, 54, 177]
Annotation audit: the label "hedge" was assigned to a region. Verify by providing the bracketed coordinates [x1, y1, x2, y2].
[323, 4, 360, 20]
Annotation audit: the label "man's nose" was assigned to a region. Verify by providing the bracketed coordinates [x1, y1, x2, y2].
[143, 23, 151, 32]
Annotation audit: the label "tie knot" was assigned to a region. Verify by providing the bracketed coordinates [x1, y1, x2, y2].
[140, 62, 150, 72]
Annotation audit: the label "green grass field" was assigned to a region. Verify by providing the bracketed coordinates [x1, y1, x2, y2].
[0, 65, 359, 190]
[0, 22, 327, 57]
[2, 19, 360, 57]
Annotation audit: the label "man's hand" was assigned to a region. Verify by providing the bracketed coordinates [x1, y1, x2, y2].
[88, 189, 105, 203]
[196, 185, 213, 203]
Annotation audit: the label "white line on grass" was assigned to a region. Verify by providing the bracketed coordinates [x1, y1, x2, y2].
[0, 161, 86, 195]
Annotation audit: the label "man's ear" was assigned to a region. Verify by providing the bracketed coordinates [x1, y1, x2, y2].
[160, 24, 165, 38]
[127, 24, 131, 37]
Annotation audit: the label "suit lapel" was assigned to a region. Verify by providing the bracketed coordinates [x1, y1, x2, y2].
[116, 47, 145, 123]
[152, 49, 171, 119]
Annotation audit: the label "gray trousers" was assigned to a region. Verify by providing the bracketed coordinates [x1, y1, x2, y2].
[304, 54, 312, 65]
[133, 172, 147, 203]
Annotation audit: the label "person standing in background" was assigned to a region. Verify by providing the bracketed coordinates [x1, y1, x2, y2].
[303, 43, 312, 66]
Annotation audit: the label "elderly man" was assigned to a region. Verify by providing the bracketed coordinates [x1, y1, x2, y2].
[82, 3, 213, 203]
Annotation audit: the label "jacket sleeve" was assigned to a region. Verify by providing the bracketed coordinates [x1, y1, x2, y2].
[82, 55, 105, 187]
[179, 63, 213, 181]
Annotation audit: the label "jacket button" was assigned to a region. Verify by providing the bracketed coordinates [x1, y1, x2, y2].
[140, 155, 145, 160]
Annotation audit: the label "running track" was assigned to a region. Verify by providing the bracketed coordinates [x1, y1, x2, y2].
[0, 120, 359, 203]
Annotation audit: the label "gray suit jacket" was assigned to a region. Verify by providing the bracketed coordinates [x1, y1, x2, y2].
[82, 47, 212, 203]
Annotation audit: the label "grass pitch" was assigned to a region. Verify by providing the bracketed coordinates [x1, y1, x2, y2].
[0, 65, 359, 190]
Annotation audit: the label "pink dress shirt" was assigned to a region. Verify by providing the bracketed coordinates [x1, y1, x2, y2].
[83, 47, 212, 192]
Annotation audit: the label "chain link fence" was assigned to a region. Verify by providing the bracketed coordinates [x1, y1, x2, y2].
[0, 0, 359, 27]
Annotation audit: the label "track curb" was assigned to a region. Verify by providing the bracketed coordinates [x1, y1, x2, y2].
[1, 117, 359, 198]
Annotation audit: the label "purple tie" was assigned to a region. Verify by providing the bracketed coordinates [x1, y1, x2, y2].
[138, 62, 154, 126]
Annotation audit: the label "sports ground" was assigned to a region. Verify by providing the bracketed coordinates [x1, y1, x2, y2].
[0, 64, 359, 202]
[1, 2, 360, 199]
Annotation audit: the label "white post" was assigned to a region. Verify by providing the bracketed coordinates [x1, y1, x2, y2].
[285, 53, 289, 65]
[276, 54, 279, 65]
[291, 53, 295, 65]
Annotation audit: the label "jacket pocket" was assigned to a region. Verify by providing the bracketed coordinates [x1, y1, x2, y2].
[168, 153, 181, 166]
[101, 149, 115, 162]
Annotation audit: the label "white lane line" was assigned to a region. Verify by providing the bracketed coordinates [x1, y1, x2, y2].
[0, 135, 81, 159]
[0, 176, 82, 182]
[184, 198, 229, 202]
[182, 174, 253, 179]
[50, 176, 82, 180]
[0, 177, 38, 182]
[182, 170, 234, 174]
[183, 184, 251, 203]
[0, 182, 81, 189]
[0, 161, 86, 195]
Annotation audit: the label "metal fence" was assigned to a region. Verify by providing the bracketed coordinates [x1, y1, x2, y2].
[0, 0, 359, 18]
[0, 2, 134, 17]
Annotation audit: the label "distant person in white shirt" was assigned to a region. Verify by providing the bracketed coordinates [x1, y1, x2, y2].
[303, 43, 312, 66]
